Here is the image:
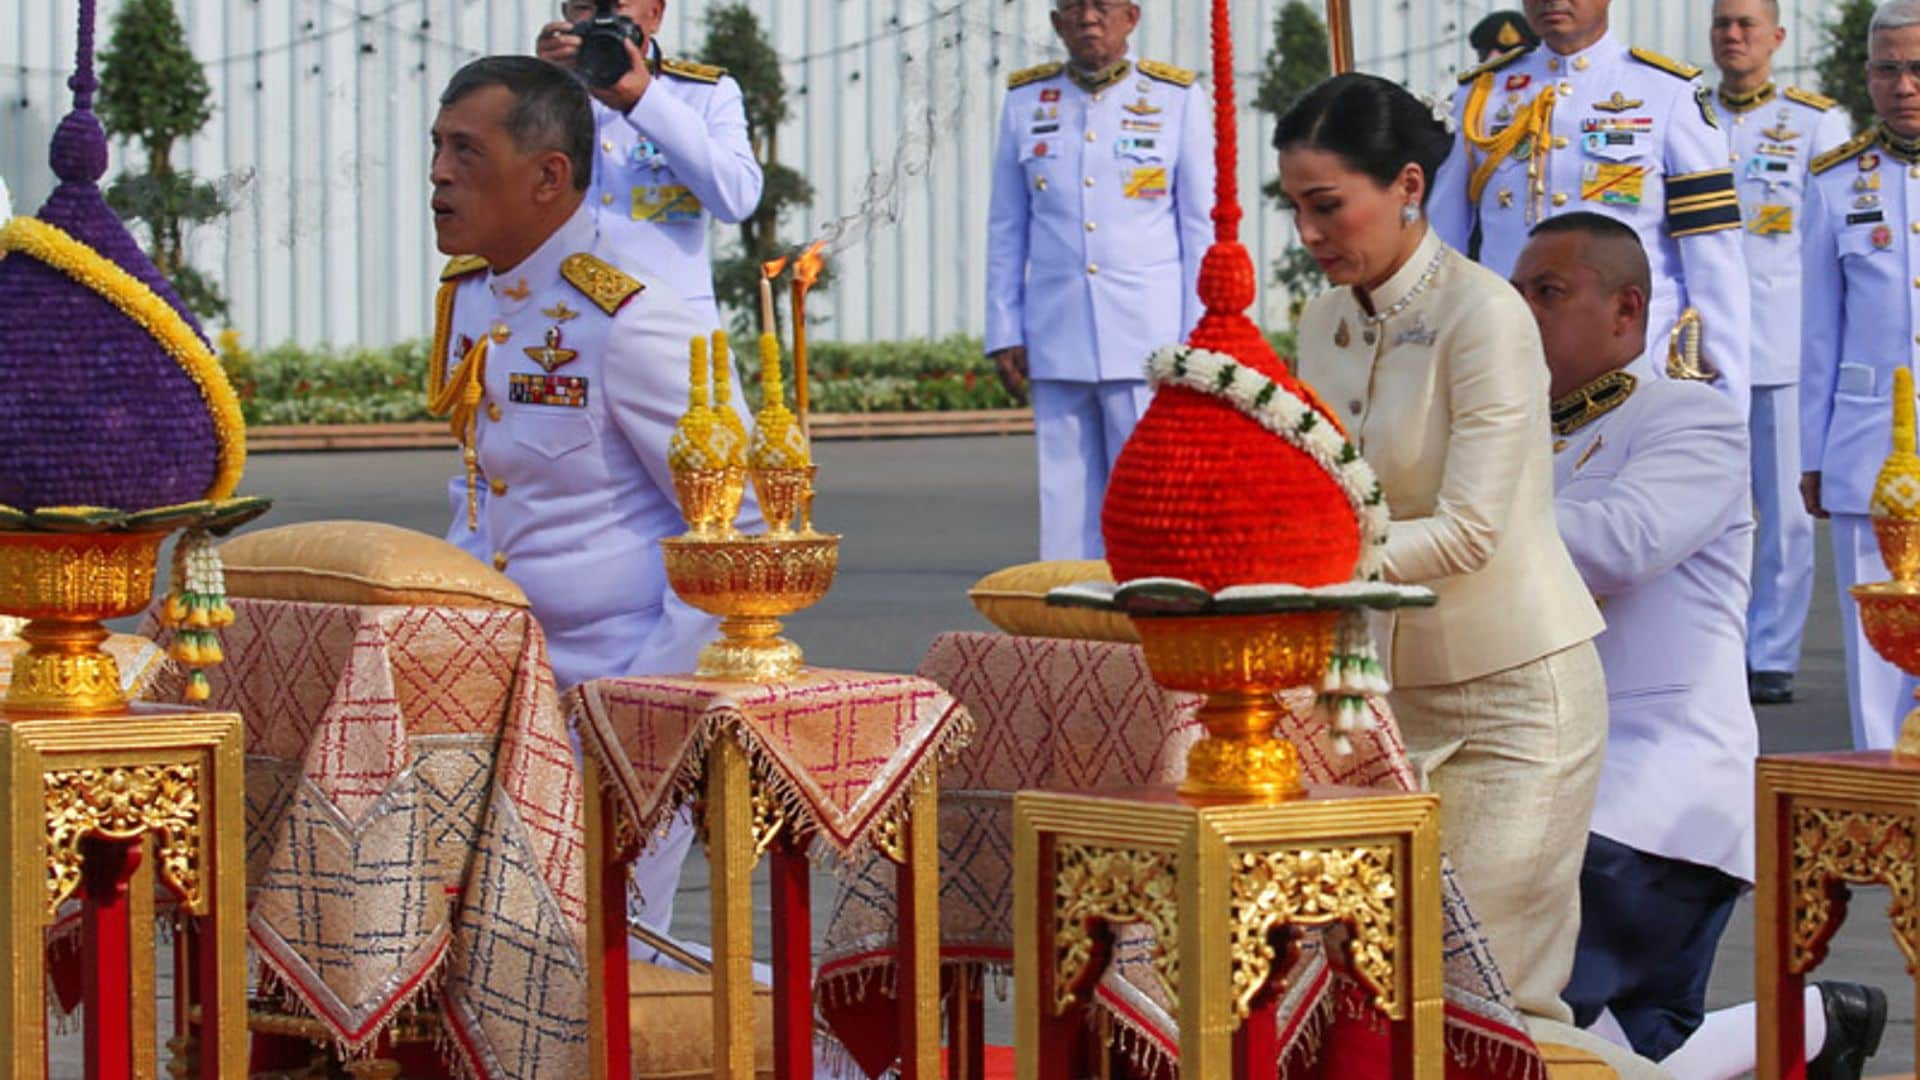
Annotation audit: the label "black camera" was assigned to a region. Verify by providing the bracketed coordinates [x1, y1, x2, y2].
[570, 0, 645, 89]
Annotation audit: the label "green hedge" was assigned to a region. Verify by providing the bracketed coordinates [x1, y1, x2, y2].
[218, 330, 1302, 425]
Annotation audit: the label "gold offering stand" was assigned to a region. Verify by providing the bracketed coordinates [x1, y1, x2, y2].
[1756, 368, 1920, 1077]
[1016, 588, 1443, 1078]
[0, 499, 263, 1079]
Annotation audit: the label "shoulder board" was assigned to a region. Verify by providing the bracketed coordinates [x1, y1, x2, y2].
[1456, 44, 1533, 85]
[560, 253, 644, 315]
[1629, 47, 1702, 81]
[439, 254, 489, 282]
[659, 57, 725, 83]
[1007, 62, 1063, 89]
[1811, 129, 1880, 175]
[1783, 85, 1838, 112]
[1136, 59, 1198, 87]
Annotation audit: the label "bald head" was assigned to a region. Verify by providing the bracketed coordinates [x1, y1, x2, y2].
[1512, 213, 1654, 397]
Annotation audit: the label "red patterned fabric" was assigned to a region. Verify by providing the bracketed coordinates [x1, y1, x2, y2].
[141, 599, 589, 1078]
[817, 633, 1546, 1079]
[566, 669, 973, 863]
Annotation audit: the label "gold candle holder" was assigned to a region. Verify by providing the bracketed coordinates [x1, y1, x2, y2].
[0, 530, 166, 713]
[661, 533, 839, 681]
[751, 467, 814, 537]
[1857, 365, 1920, 756]
[1132, 611, 1340, 800]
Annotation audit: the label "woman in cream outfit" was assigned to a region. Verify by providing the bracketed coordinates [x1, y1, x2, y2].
[1280, 74, 1607, 1025]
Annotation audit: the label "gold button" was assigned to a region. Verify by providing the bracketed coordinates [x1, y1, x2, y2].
[1036, 177, 1048, 191]
[1087, 263, 1099, 274]
[601, 193, 614, 205]
[1553, 136, 1568, 150]
[492, 552, 508, 571]
[1559, 81, 1572, 95]
[1552, 193, 1569, 207]
[602, 139, 614, 152]
[1085, 221, 1096, 232]
[1574, 55, 1590, 71]
[487, 402, 502, 422]
[1730, 152, 1740, 162]
[1093, 92, 1103, 102]
[1084, 176, 1095, 188]
[1086, 130, 1097, 142]
[490, 478, 508, 496]
[1548, 57, 1561, 72]
[490, 323, 511, 343]
[1911, 166, 1920, 179]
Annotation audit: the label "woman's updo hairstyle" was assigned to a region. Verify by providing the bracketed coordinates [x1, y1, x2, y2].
[1273, 73, 1454, 206]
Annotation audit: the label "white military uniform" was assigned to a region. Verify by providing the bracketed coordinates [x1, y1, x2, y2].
[1723, 83, 1851, 681]
[1802, 124, 1920, 749]
[433, 201, 763, 938]
[1553, 371, 1757, 882]
[1433, 35, 1754, 409]
[586, 48, 763, 333]
[984, 56, 1214, 559]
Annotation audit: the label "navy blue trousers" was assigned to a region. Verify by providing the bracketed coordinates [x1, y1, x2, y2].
[1562, 833, 1742, 1060]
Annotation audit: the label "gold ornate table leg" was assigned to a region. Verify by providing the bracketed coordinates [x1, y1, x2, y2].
[707, 735, 757, 1079]
[887, 767, 941, 1079]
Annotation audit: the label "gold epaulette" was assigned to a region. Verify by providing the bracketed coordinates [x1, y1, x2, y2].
[1008, 62, 1063, 89]
[1812, 129, 1878, 175]
[1457, 43, 1533, 85]
[561, 253, 644, 315]
[1630, 47, 1703, 81]
[1137, 59, 1197, 87]
[660, 57, 725, 83]
[439, 254, 488, 282]
[1784, 85, 1839, 111]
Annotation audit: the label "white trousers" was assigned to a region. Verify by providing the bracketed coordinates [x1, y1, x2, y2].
[1747, 385, 1813, 673]
[1582, 988, 1827, 1080]
[1030, 379, 1153, 561]
[1831, 514, 1919, 749]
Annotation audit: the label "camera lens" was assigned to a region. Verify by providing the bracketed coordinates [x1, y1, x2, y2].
[576, 34, 628, 87]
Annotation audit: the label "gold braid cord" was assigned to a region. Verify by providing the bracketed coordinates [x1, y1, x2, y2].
[1462, 75, 1558, 216]
[1229, 845, 1400, 1020]
[1789, 804, 1920, 975]
[1053, 842, 1179, 1013]
[44, 763, 203, 915]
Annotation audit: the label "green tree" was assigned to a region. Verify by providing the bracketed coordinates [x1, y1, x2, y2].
[96, 0, 231, 321]
[699, 4, 818, 335]
[1252, 1, 1332, 324]
[1815, 0, 1876, 133]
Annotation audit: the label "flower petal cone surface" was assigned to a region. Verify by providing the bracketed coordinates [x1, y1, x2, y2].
[0, 0, 234, 512]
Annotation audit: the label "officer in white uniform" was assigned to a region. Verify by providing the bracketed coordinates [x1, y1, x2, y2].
[1521, 211, 1887, 1080]
[428, 57, 760, 952]
[1802, 0, 1920, 751]
[538, 0, 763, 333]
[1431, 0, 1754, 410]
[985, 0, 1213, 560]
[1713, 0, 1853, 706]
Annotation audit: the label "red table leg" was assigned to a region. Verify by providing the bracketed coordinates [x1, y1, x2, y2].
[81, 836, 142, 1080]
[772, 836, 813, 1077]
[601, 794, 634, 1080]
[1756, 783, 1806, 1080]
[1232, 994, 1278, 1079]
[948, 965, 984, 1080]
[1031, 832, 1081, 1080]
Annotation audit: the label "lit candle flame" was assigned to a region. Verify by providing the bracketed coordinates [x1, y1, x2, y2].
[794, 241, 826, 291]
[762, 254, 791, 280]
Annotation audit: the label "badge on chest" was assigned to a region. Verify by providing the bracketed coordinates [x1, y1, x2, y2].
[632, 184, 702, 223]
[510, 372, 590, 408]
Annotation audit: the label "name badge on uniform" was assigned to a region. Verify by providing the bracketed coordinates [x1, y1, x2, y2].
[1582, 162, 1646, 206]
[1123, 165, 1169, 199]
[1030, 122, 1061, 134]
[1115, 136, 1158, 159]
[633, 184, 703, 223]
[1582, 131, 1637, 153]
[510, 373, 590, 408]
[1748, 204, 1794, 235]
[1847, 209, 1886, 226]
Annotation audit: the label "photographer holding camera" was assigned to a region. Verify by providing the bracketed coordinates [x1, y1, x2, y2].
[536, 0, 762, 333]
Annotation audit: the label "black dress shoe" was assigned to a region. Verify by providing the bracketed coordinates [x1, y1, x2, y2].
[1808, 980, 1887, 1080]
[1749, 670, 1795, 705]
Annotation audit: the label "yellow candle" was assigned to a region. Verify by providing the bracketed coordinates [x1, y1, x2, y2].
[758, 332, 783, 405]
[688, 335, 708, 409]
[712, 330, 731, 405]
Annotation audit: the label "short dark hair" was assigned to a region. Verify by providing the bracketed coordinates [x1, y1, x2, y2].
[1528, 212, 1653, 301]
[440, 56, 594, 192]
[1272, 73, 1454, 206]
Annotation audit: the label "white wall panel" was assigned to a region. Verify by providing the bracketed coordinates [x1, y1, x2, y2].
[0, 1, 1857, 347]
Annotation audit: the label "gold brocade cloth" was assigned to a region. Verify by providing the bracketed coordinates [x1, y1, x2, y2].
[817, 632, 1547, 1079]
[566, 669, 973, 864]
[139, 599, 588, 1078]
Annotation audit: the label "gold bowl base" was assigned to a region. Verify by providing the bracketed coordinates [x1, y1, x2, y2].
[1132, 612, 1340, 802]
[1875, 516, 1920, 585]
[0, 530, 168, 714]
[662, 533, 839, 683]
[1852, 581, 1920, 759]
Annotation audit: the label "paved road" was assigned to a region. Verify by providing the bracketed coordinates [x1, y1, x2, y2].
[58, 437, 1913, 1075]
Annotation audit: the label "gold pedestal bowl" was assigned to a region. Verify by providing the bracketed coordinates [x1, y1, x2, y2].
[1133, 611, 1339, 801]
[1853, 580, 1920, 759]
[662, 532, 840, 681]
[0, 530, 167, 713]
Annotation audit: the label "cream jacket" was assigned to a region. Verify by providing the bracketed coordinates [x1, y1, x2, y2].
[1295, 228, 1603, 688]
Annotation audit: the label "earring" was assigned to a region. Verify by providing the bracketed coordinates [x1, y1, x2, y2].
[1401, 203, 1420, 227]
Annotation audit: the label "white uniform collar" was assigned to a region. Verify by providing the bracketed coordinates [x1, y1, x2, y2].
[1354, 225, 1445, 321]
[1539, 28, 1618, 75]
[487, 200, 597, 312]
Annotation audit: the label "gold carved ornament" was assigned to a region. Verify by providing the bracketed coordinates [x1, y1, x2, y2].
[1230, 845, 1400, 1019]
[44, 763, 203, 915]
[749, 773, 789, 860]
[1052, 842, 1180, 1013]
[1788, 804, 1920, 975]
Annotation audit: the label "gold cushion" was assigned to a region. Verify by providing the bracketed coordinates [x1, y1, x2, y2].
[968, 560, 1138, 644]
[219, 521, 529, 609]
[629, 960, 773, 1078]
[1538, 1042, 1620, 1080]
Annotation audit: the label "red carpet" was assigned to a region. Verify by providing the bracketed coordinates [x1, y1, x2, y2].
[939, 1046, 1016, 1078]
